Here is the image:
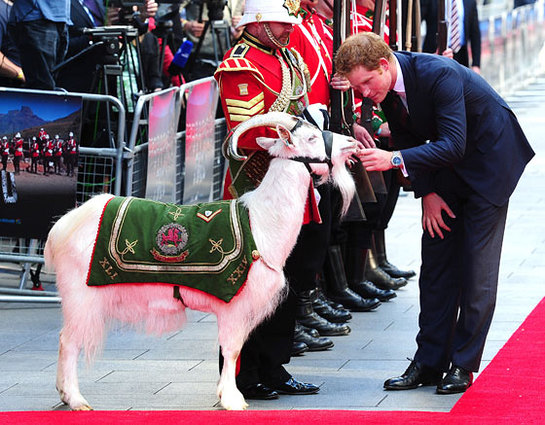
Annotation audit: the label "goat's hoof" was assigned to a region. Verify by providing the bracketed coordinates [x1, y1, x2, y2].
[72, 404, 93, 411]
[220, 392, 249, 410]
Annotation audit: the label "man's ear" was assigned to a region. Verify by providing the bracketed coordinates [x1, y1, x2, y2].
[379, 57, 390, 73]
[276, 124, 293, 147]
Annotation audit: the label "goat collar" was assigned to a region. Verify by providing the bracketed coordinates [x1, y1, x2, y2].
[289, 129, 334, 173]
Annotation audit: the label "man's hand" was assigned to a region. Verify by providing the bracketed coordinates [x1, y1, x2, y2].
[142, 0, 158, 18]
[352, 122, 376, 148]
[421, 192, 456, 239]
[357, 148, 392, 171]
[440, 47, 454, 59]
[330, 73, 351, 92]
[184, 20, 205, 37]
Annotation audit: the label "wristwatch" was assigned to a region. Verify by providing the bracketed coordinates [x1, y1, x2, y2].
[391, 151, 403, 168]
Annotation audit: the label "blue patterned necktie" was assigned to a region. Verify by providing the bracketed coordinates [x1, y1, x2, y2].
[450, 0, 461, 53]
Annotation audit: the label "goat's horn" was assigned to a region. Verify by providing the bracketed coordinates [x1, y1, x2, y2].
[228, 112, 300, 161]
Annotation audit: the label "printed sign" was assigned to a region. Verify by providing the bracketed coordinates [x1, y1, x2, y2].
[146, 89, 179, 203]
[0, 91, 82, 238]
[183, 79, 219, 205]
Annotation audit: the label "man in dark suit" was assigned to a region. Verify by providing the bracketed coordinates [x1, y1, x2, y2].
[333, 32, 535, 394]
[421, 0, 481, 73]
[55, 0, 106, 92]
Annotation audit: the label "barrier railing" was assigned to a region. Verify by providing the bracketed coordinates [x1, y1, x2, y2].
[480, 0, 545, 95]
[125, 78, 226, 204]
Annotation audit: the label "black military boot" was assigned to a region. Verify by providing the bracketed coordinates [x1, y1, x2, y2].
[296, 290, 351, 336]
[344, 246, 396, 302]
[366, 248, 408, 291]
[374, 229, 416, 279]
[312, 287, 352, 323]
[293, 324, 334, 351]
[323, 245, 381, 312]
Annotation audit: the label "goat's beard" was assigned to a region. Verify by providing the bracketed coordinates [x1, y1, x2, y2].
[331, 163, 356, 216]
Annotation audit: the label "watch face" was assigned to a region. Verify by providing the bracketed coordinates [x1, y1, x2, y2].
[392, 155, 402, 166]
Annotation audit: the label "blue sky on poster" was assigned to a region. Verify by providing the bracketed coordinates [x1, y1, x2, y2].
[0, 92, 81, 122]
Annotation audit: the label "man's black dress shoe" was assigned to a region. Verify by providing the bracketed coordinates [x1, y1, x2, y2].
[267, 377, 320, 395]
[379, 260, 416, 279]
[436, 365, 473, 394]
[291, 340, 309, 356]
[350, 280, 397, 302]
[384, 360, 442, 390]
[240, 383, 279, 400]
[294, 324, 334, 351]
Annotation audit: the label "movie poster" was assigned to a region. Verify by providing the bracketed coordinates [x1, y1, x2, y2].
[147, 88, 179, 203]
[183, 79, 218, 205]
[0, 91, 82, 238]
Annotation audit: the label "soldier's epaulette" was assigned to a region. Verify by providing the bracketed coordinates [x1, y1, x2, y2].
[214, 56, 264, 81]
[231, 43, 250, 58]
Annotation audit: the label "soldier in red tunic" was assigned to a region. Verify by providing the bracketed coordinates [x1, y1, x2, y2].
[53, 134, 64, 175]
[38, 127, 47, 142]
[30, 137, 40, 174]
[1, 136, 9, 171]
[12, 132, 24, 175]
[43, 135, 54, 176]
[288, 0, 334, 105]
[215, 0, 343, 401]
[65, 131, 78, 177]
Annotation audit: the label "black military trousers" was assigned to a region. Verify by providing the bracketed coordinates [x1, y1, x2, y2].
[220, 183, 333, 388]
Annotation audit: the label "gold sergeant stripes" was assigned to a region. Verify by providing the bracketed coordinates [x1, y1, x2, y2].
[226, 92, 265, 122]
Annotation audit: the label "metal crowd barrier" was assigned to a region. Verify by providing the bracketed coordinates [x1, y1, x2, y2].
[480, 0, 545, 95]
[125, 78, 226, 203]
[0, 89, 126, 302]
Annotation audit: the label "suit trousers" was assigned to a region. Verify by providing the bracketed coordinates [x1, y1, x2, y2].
[414, 169, 508, 373]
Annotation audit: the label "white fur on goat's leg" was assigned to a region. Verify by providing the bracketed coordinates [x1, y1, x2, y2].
[217, 347, 248, 410]
[56, 330, 92, 411]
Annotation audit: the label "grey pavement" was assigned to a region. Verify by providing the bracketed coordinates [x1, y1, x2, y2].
[1, 76, 544, 412]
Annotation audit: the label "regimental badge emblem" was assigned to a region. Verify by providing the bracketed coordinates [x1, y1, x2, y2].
[238, 84, 249, 96]
[151, 223, 190, 262]
[283, 0, 300, 16]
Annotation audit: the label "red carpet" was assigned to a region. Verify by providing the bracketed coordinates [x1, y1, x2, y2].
[2, 298, 545, 425]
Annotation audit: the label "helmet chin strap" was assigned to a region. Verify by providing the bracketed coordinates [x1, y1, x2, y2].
[263, 23, 289, 48]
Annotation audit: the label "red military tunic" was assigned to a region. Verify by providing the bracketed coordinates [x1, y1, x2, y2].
[1, 139, 9, 157]
[288, 7, 334, 106]
[67, 137, 78, 155]
[31, 141, 40, 158]
[214, 32, 321, 223]
[13, 138, 23, 157]
[44, 140, 54, 158]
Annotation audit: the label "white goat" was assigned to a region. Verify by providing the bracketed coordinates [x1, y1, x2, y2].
[45, 111, 357, 411]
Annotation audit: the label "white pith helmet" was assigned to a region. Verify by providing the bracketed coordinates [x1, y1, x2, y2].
[237, 0, 302, 28]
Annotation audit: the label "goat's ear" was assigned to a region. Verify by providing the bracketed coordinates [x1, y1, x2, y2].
[255, 136, 277, 150]
[276, 124, 294, 147]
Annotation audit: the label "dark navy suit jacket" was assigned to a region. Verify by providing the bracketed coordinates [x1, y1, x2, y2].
[421, 0, 482, 67]
[382, 51, 534, 207]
